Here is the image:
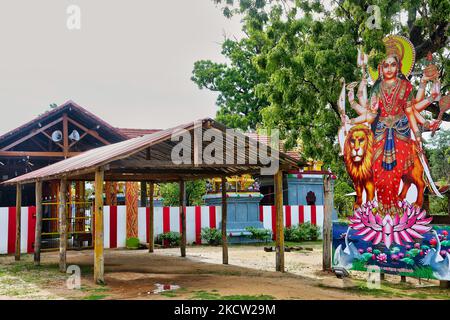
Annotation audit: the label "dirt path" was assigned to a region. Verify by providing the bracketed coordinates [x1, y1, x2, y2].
[0, 246, 448, 300]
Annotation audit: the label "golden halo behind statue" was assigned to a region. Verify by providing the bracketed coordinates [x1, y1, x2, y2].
[368, 35, 416, 82]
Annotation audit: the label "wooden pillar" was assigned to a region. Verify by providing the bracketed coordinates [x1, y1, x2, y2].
[15, 184, 22, 261]
[221, 177, 228, 265]
[148, 182, 154, 253]
[423, 191, 430, 213]
[274, 171, 284, 272]
[125, 182, 139, 238]
[94, 169, 105, 284]
[322, 174, 333, 271]
[59, 178, 67, 272]
[34, 181, 43, 266]
[140, 181, 147, 207]
[179, 180, 186, 257]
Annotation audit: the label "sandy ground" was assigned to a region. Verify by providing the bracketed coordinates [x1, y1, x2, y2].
[0, 245, 448, 300]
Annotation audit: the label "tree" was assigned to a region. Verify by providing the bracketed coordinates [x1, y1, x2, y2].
[159, 180, 207, 207]
[334, 180, 355, 217]
[195, 0, 449, 173]
[192, 39, 269, 131]
[426, 129, 450, 184]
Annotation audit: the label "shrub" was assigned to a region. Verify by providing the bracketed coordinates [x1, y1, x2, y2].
[126, 237, 140, 249]
[284, 222, 320, 242]
[158, 231, 181, 247]
[245, 227, 272, 242]
[201, 227, 222, 245]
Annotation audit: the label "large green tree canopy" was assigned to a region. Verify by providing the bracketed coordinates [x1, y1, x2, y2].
[192, 0, 449, 173]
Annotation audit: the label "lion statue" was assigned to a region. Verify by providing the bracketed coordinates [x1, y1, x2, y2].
[344, 125, 375, 208]
[344, 125, 426, 209]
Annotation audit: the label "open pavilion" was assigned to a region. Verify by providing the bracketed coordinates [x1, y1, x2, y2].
[3, 118, 320, 284]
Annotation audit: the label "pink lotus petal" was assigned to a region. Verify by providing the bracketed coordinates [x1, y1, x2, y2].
[369, 213, 377, 226]
[363, 230, 377, 241]
[393, 232, 403, 246]
[417, 217, 433, 225]
[406, 228, 424, 239]
[383, 222, 393, 235]
[405, 207, 411, 217]
[394, 223, 407, 231]
[400, 213, 409, 224]
[356, 228, 372, 236]
[417, 210, 426, 220]
[351, 223, 365, 230]
[406, 215, 417, 228]
[383, 232, 393, 249]
[375, 214, 383, 225]
[373, 232, 383, 245]
[400, 230, 413, 243]
[411, 224, 432, 234]
[393, 214, 400, 225]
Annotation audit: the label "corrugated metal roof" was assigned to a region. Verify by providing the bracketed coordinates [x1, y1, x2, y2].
[118, 128, 162, 139]
[5, 118, 299, 185]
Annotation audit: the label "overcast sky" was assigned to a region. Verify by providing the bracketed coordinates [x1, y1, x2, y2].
[0, 0, 243, 134]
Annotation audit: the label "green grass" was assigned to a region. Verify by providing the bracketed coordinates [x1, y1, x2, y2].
[400, 267, 435, 280]
[190, 290, 275, 300]
[80, 286, 110, 293]
[352, 259, 368, 272]
[160, 291, 179, 298]
[159, 287, 187, 298]
[321, 278, 450, 300]
[83, 294, 108, 300]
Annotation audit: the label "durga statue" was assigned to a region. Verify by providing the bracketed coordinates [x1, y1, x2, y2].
[338, 35, 449, 248]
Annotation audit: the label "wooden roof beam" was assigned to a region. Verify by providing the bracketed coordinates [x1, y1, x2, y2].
[1, 117, 63, 151]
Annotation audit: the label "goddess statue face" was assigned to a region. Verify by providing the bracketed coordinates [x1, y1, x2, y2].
[381, 56, 398, 81]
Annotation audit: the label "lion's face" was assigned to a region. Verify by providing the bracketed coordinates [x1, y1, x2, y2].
[344, 125, 373, 181]
[349, 130, 368, 163]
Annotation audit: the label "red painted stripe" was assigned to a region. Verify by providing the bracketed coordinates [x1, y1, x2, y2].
[163, 207, 170, 233]
[311, 205, 317, 225]
[259, 206, 263, 222]
[285, 205, 291, 228]
[299, 206, 304, 224]
[28, 207, 36, 253]
[146, 207, 150, 243]
[209, 206, 216, 229]
[110, 206, 117, 248]
[163, 207, 171, 247]
[271, 206, 276, 240]
[195, 206, 202, 245]
[7, 207, 16, 254]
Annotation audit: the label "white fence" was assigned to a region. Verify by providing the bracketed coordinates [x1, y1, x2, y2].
[0, 205, 323, 254]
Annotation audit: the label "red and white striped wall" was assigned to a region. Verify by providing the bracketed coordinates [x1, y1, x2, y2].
[0, 207, 36, 254]
[259, 205, 324, 240]
[136, 206, 222, 245]
[0, 205, 323, 254]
